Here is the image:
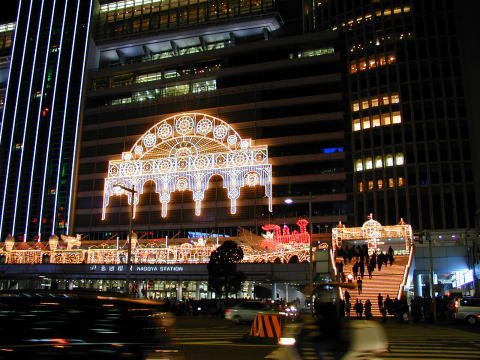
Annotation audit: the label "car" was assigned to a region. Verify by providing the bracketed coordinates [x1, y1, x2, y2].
[0, 290, 182, 359]
[454, 297, 480, 325]
[225, 301, 279, 323]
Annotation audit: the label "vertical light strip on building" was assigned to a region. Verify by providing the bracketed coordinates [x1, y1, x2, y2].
[0, 0, 34, 237]
[24, 0, 58, 239]
[0, 2, 23, 144]
[37, 0, 68, 238]
[66, 0, 94, 233]
[12, 0, 46, 237]
[52, 0, 81, 234]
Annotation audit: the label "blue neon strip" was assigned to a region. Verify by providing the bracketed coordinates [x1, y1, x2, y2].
[0, 0, 34, 237]
[66, 0, 94, 234]
[12, 0, 46, 237]
[24, 0, 58, 239]
[37, 0, 68, 238]
[52, 0, 81, 235]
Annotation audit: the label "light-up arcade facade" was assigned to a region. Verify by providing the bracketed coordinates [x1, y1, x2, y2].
[102, 113, 273, 220]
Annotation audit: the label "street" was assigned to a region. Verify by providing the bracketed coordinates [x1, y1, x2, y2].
[175, 316, 480, 360]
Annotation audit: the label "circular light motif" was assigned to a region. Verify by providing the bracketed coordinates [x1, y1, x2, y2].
[143, 133, 156, 148]
[213, 124, 228, 140]
[255, 151, 265, 163]
[122, 162, 138, 176]
[196, 118, 213, 135]
[123, 152, 133, 161]
[109, 165, 119, 177]
[157, 123, 173, 139]
[194, 155, 210, 170]
[178, 159, 188, 169]
[134, 145, 143, 156]
[240, 139, 250, 149]
[177, 177, 188, 191]
[233, 152, 248, 166]
[175, 146, 193, 157]
[245, 172, 260, 187]
[159, 159, 172, 172]
[143, 161, 153, 173]
[362, 219, 382, 238]
[216, 155, 226, 166]
[227, 135, 238, 146]
[175, 115, 195, 135]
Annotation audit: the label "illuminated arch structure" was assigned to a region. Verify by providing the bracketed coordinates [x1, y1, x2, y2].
[102, 113, 273, 219]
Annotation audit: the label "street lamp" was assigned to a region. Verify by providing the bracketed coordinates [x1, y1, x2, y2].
[113, 184, 137, 295]
[284, 192, 314, 281]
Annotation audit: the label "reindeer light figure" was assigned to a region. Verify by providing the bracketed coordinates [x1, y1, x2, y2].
[60, 234, 82, 250]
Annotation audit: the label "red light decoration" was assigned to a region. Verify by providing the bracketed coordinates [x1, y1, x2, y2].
[260, 219, 310, 250]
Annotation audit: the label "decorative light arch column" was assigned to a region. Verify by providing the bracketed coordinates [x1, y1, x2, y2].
[102, 113, 273, 219]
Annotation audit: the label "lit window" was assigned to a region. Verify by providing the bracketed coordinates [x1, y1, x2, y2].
[372, 115, 381, 127]
[393, 8, 402, 14]
[350, 64, 358, 73]
[391, 93, 400, 103]
[403, 6, 411, 12]
[353, 101, 360, 112]
[398, 177, 405, 187]
[384, 9, 391, 15]
[365, 157, 373, 170]
[379, 56, 387, 66]
[381, 113, 391, 125]
[388, 178, 395, 188]
[353, 119, 361, 131]
[392, 111, 402, 124]
[371, 97, 379, 107]
[375, 156, 383, 168]
[368, 59, 377, 68]
[385, 154, 394, 167]
[362, 117, 371, 129]
[164, 70, 179, 78]
[361, 99, 369, 109]
[387, 55, 396, 64]
[359, 61, 367, 70]
[358, 182, 364, 192]
[368, 180, 374, 190]
[395, 153, 404, 166]
[377, 179, 384, 190]
[355, 159, 363, 172]
[382, 95, 390, 105]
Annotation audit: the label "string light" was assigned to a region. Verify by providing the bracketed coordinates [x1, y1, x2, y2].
[102, 113, 273, 219]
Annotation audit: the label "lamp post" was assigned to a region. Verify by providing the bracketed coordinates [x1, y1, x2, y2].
[285, 192, 314, 282]
[113, 184, 137, 295]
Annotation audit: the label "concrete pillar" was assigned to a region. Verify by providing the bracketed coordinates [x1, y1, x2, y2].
[285, 283, 289, 302]
[177, 281, 182, 299]
[272, 282, 277, 300]
[195, 282, 200, 300]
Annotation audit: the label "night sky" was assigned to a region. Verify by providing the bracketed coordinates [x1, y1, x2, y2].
[0, 1, 19, 23]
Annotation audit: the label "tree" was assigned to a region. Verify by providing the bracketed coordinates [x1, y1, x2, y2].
[207, 240, 245, 299]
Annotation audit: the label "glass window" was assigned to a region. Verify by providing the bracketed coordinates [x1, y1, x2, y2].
[387, 55, 396, 64]
[353, 119, 361, 131]
[353, 101, 360, 112]
[395, 153, 405, 165]
[397, 177, 405, 187]
[388, 178, 395, 188]
[372, 115, 381, 127]
[377, 179, 384, 190]
[164, 70, 179, 78]
[358, 182, 364, 192]
[359, 61, 367, 70]
[362, 117, 371, 129]
[391, 93, 400, 103]
[392, 111, 402, 124]
[365, 157, 373, 170]
[371, 97, 379, 107]
[381, 113, 391, 125]
[350, 64, 358, 73]
[382, 95, 390, 105]
[385, 154, 394, 167]
[355, 159, 363, 172]
[368, 180, 374, 190]
[375, 156, 383, 168]
[361, 99, 369, 109]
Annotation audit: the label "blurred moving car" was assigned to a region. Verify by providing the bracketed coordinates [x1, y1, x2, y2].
[225, 301, 279, 323]
[454, 297, 480, 325]
[0, 291, 182, 360]
[267, 319, 389, 360]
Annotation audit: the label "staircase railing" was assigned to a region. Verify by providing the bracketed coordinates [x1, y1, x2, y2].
[397, 245, 414, 299]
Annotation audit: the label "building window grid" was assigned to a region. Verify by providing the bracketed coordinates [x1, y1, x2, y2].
[350, 53, 396, 73]
[357, 177, 404, 192]
[355, 153, 404, 172]
[353, 110, 402, 131]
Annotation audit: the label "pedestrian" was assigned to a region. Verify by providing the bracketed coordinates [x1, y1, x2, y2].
[389, 253, 394, 266]
[345, 300, 351, 318]
[385, 294, 394, 315]
[357, 277, 363, 295]
[344, 290, 351, 304]
[380, 306, 387, 322]
[377, 254, 383, 271]
[354, 299, 363, 319]
[367, 264, 374, 279]
[360, 261, 365, 279]
[365, 299, 372, 320]
[378, 293, 383, 309]
[353, 262, 359, 277]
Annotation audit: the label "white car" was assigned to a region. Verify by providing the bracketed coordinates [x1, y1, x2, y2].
[454, 297, 480, 325]
[225, 301, 279, 322]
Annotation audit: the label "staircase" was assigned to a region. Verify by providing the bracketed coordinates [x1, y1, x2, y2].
[338, 254, 409, 317]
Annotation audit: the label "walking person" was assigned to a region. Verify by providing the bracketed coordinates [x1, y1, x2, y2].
[365, 299, 372, 320]
[354, 299, 363, 319]
[377, 254, 383, 271]
[353, 262, 359, 278]
[367, 263, 374, 279]
[344, 290, 351, 304]
[345, 300, 351, 318]
[377, 293, 383, 310]
[360, 261, 365, 279]
[357, 277, 363, 295]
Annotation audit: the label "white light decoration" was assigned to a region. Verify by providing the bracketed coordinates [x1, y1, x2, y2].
[102, 113, 273, 219]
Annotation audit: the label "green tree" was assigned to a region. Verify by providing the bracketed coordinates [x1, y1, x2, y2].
[207, 240, 245, 299]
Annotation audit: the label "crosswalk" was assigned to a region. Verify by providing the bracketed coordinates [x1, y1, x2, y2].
[382, 334, 480, 359]
[173, 326, 249, 345]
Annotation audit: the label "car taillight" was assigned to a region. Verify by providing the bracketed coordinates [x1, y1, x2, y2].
[454, 299, 459, 312]
[225, 309, 231, 314]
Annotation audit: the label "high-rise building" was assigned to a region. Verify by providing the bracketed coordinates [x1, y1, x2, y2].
[315, 0, 479, 230]
[74, 0, 347, 240]
[0, 0, 94, 241]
